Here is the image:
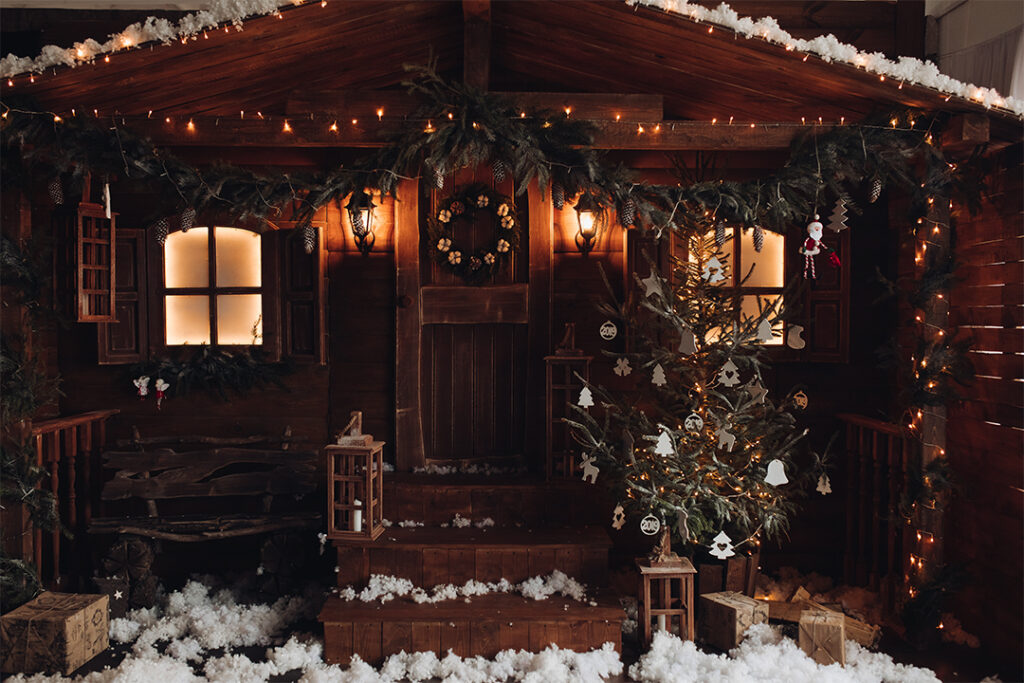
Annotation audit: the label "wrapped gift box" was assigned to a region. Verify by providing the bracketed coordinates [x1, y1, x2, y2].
[1, 592, 109, 675]
[698, 590, 769, 651]
[799, 608, 846, 666]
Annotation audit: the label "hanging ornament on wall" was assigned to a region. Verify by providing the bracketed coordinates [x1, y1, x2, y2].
[828, 197, 849, 233]
[651, 363, 667, 387]
[640, 514, 662, 536]
[745, 379, 767, 404]
[756, 318, 774, 343]
[103, 181, 112, 219]
[709, 531, 735, 559]
[800, 214, 824, 279]
[47, 178, 64, 205]
[702, 256, 726, 284]
[611, 504, 626, 530]
[302, 224, 317, 254]
[683, 412, 704, 433]
[152, 218, 169, 247]
[133, 375, 150, 398]
[641, 271, 661, 298]
[765, 459, 789, 486]
[715, 221, 727, 248]
[491, 159, 508, 183]
[869, 176, 883, 203]
[817, 473, 832, 495]
[613, 357, 632, 377]
[678, 327, 698, 356]
[154, 378, 170, 410]
[716, 426, 736, 452]
[578, 386, 594, 408]
[179, 207, 197, 233]
[654, 429, 674, 456]
[752, 225, 764, 253]
[552, 183, 565, 210]
[717, 359, 740, 387]
[786, 324, 806, 350]
[599, 320, 618, 341]
[619, 197, 637, 227]
[793, 390, 809, 410]
[579, 454, 599, 484]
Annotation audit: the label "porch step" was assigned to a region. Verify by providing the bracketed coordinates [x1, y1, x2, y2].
[319, 592, 623, 665]
[335, 526, 612, 587]
[384, 474, 608, 528]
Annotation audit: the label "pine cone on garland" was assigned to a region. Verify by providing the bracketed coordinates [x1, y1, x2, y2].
[179, 207, 196, 233]
[552, 183, 565, 210]
[302, 224, 317, 254]
[869, 176, 883, 203]
[492, 159, 508, 184]
[753, 225, 764, 253]
[433, 166, 445, 190]
[47, 178, 64, 205]
[715, 221, 726, 248]
[152, 218, 169, 247]
[620, 197, 637, 227]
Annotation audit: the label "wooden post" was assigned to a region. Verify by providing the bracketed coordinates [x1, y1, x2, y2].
[462, 0, 491, 90]
[528, 179, 554, 466]
[394, 178, 425, 471]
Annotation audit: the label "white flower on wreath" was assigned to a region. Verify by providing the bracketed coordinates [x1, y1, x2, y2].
[476, 194, 490, 208]
[496, 239, 510, 253]
[448, 250, 462, 265]
[483, 252, 495, 265]
[438, 209, 452, 223]
[496, 203, 510, 217]
[437, 237, 451, 252]
[500, 215, 515, 229]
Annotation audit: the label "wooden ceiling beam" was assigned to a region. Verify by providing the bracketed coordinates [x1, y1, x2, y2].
[463, 0, 491, 89]
[116, 116, 802, 150]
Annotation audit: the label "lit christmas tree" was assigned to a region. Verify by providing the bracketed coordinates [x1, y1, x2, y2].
[569, 223, 809, 562]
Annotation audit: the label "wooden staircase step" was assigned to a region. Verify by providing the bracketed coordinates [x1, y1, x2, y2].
[319, 592, 623, 665]
[335, 526, 612, 586]
[384, 475, 609, 528]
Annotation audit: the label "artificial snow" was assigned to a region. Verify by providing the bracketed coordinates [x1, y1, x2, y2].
[630, 625, 941, 683]
[336, 570, 588, 605]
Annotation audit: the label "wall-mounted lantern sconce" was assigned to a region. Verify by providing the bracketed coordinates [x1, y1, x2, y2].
[573, 192, 606, 255]
[346, 190, 377, 255]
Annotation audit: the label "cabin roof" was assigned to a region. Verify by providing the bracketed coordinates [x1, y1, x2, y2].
[6, 0, 1022, 139]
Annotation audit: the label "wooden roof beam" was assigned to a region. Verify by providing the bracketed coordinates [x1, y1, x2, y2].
[940, 114, 991, 156]
[463, 0, 491, 90]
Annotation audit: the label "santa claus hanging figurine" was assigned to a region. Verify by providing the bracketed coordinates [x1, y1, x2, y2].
[799, 214, 840, 279]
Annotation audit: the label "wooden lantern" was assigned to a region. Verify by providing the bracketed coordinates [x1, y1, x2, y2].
[326, 412, 384, 541]
[545, 323, 592, 479]
[636, 557, 697, 646]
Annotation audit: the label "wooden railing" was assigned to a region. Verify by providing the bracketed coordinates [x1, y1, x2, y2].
[838, 413, 919, 613]
[28, 409, 119, 588]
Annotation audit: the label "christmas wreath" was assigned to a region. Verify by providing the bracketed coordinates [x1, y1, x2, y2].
[427, 183, 520, 284]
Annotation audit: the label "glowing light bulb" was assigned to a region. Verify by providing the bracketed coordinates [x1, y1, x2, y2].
[376, 107, 384, 120]
[186, 119, 195, 131]
[329, 121, 338, 132]
[282, 120, 292, 133]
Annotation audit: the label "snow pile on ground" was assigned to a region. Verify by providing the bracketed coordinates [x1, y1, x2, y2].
[379, 516, 496, 529]
[335, 570, 588, 605]
[413, 463, 526, 476]
[630, 625, 941, 683]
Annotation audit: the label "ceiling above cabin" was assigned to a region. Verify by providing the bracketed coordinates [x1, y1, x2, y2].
[4, 0, 1016, 131]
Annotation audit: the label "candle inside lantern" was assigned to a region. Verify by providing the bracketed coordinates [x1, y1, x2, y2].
[352, 499, 363, 533]
[657, 615, 667, 631]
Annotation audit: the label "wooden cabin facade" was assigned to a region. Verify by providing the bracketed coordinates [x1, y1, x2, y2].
[1, 0, 1020, 672]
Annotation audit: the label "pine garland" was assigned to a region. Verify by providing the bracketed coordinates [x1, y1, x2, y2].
[130, 345, 291, 402]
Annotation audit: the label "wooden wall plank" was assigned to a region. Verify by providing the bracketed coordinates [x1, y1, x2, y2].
[381, 622, 413, 658]
[354, 622, 382, 666]
[324, 623, 354, 666]
[411, 622, 441, 656]
[441, 621, 471, 658]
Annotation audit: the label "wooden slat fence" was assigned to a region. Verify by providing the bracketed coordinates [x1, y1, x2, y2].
[838, 413, 919, 614]
[28, 409, 119, 589]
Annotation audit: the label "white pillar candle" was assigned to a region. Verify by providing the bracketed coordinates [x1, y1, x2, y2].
[657, 615, 667, 631]
[352, 499, 363, 533]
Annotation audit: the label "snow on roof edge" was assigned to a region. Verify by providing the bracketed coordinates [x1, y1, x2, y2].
[628, 0, 1023, 118]
[2, 0, 1021, 119]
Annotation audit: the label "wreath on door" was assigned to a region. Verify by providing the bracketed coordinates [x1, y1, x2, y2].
[426, 182, 520, 285]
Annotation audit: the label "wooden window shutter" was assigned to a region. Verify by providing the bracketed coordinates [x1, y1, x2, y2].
[75, 201, 117, 322]
[97, 228, 149, 364]
[279, 223, 327, 363]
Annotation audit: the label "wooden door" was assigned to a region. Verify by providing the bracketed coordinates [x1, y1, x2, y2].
[395, 173, 552, 470]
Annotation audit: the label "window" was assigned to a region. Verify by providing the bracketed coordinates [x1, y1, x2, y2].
[700, 227, 787, 346]
[163, 227, 264, 346]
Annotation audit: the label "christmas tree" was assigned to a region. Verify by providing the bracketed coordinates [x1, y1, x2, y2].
[568, 225, 809, 561]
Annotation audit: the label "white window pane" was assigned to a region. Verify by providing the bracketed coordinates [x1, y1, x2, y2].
[742, 295, 784, 346]
[165, 228, 209, 287]
[690, 228, 734, 286]
[215, 227, 262, 287]
[217, 294, 263, 345]
[739, 229, 785, 287]
[165, 295, 210, 345]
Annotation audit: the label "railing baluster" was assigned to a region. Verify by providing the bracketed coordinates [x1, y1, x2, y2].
[870, 431, 882, 590]
[844, 424, 858, 584]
